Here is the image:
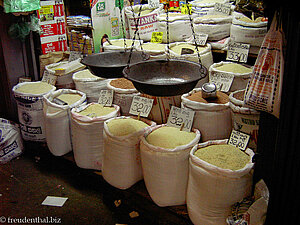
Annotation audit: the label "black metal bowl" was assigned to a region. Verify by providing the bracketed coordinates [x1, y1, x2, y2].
[123, 59, 207, 97]
[80, 51, 150, 78]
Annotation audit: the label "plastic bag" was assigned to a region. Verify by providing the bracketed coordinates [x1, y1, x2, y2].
[4, 0, 40, 13]
[244, 13, 284, 118]
[0, 118, 24, 164]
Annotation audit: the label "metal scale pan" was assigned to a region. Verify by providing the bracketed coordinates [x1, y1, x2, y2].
[80, 51, 150, 78]
[123, 59, 207, 97]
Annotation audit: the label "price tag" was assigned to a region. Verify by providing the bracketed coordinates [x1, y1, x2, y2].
[69, 51, 82, 62]
[228, 130, 250, 151]
[181, 4, 192, 14]
[129, 96, 154, 117]
[226, 41, 250, 63]
[209, 72, 234, 92]
[195, 33, 208, 46]
[151, 32, 163, 43]
[167, 106, 195, 132]
[148, 0, 160, 8]
[214, 3, 231, 15]
[41, 70, 57, 85]
[98, 90, 114, 106]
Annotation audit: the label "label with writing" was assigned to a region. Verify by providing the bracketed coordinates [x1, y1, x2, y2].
[195, 33, 208, 46]
[129, 96, 154, 117]
[226, 41, 250, 63]
[98, 90, 114, 106]
[69, 51, 82, 62]
[209, 72, 234, 92]
[41, 70, 57, 85]
[148, 0, 160, 8]
[151, 32, 163, 43]
[167, 106, 195, 132]
[214, 3, 231, 15]
[228, 130, 250, 151]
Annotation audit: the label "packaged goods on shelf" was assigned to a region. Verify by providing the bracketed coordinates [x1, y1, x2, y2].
[107, 78, 139, 116]
[71, 103, 120, 170]
[230, 13, 268, 48]
[137, 42, 167, 60]
[0, 118, 24, 164]
[156, 13, 193, 43]
[102, 38, 142, 52]
[125, 4, 165, 41]
[209, 61, 253, 93]
[12, 82, 56, 142]
[229, 89, 260, 150]
[73, 69, 108, 103]
[181, 88, 232, 142]
[140, 94, 181, 124]
[45, 58, 86, 89]
[43, 89, 87, 156]
[187, 139, 254, 225]
[140, 124, 201, 206]
[68, 30, 94, 55]
[102, 117, 156, 190]
[67, 15, 91, 28]
[193, 14, 232, 41]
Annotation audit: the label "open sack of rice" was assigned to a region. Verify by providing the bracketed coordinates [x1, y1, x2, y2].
[187, 139, 254, 225]
[102, 116, 156, 190]
[72, 69, 109, 103]
[12, 81, 56, 142]
[140, 124, 200, 206]
[181, 88, 232, 142]
[71, 103, 120, 170]
[107, 78, 140, 116]
[43, 89, 87, 156]
[209, 61, 253, 93]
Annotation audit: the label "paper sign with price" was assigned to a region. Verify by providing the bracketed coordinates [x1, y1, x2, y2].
[129, 96, 154, 117]
[98, 90, 113, 106]
[148, 0, 160, 8]
[228, 130, 250, 151]
[167, 106, 195, 132]
[181, 4, 192, 15]
[226, 41, 250, 63]
[195, 33, 208, 46]
[69, 51, 82, 62]
[41, 70, 57, 85]
[214, 3, 231, 15]
[151, 32, 163, 43]
[209, 72, 234, 92]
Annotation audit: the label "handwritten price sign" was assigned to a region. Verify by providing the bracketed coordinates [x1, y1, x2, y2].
[98, 90, 113, 106]
[228, 130, 250, 151]
[129, 96, 154, 117]
[226, 41, 250, 63]
[209, 72, 234, 92]
[167, 106, 195, 132]
[41, 70, 57, 86]
[214, 3, 231, 15]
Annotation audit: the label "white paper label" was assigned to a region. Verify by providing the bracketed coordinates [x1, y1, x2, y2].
[69, 51, 82, 62]
[214, 3, 231, 15]
[167, 106, 195, 132]
[98, 90, 113, 106]
[228, 130, 251, 151]
[195, 33, 208, 46]
[129, 96, 154, 117]
[41, 70, 57, 85]
[148, 0, 160, 8]
[226, 41, 250, 63]
[209, 72, 234, 92]
[42, 196, 68, 207]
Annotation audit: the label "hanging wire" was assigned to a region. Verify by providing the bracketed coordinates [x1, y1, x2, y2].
[118, 0, 127, 50]
[166, 2, 170, 60]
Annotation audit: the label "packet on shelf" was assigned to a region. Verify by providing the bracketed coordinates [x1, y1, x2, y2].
[194, 144, 250, 171]
[145, 126, 197, 149]
[106, 118, 149, 136]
